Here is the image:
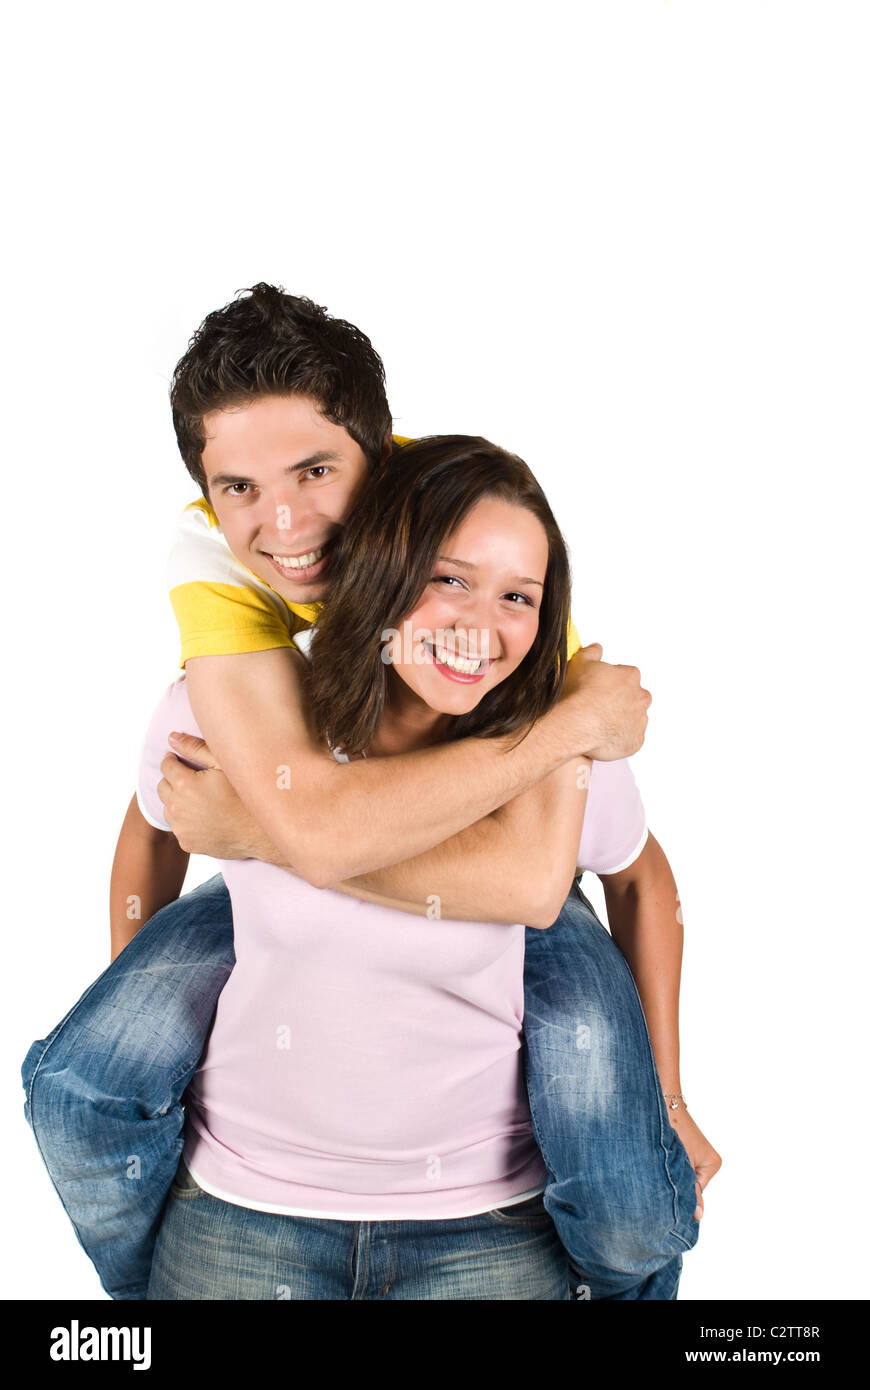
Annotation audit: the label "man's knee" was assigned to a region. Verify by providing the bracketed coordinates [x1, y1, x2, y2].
[21, 1034, 48, 1126]
[23, 996, 197, 1137]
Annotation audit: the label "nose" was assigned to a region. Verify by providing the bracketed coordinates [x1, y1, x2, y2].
[260, 489, 315, 548]
[449, 608, 499, 662]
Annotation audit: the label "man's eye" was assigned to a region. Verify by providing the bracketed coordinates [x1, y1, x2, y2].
[225, 483, 251, 496]
[305, 466, 331, 479]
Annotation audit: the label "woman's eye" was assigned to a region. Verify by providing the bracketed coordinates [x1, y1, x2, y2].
[431, 577, 533, 605]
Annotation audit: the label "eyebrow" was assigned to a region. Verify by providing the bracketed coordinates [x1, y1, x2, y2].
[437, 555, 544, 587]
[208, 451, 342, 489]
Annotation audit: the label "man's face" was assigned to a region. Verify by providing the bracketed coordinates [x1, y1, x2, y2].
[201, 394, 374, 604]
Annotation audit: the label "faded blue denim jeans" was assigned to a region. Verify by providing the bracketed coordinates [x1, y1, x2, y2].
[22, 875, 699, 1301]
[148, 1162, 570, 1300]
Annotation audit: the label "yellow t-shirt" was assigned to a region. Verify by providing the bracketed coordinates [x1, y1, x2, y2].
[168, 436, 581, 667]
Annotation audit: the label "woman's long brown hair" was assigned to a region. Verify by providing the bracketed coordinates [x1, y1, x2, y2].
[304, 435, 573, 756]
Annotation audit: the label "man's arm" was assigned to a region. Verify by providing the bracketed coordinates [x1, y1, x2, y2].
[189, 753, 593, 928]
[340, 755, 590, 927]
[182, 643, 648, 888]
[109, 795, 189, 960]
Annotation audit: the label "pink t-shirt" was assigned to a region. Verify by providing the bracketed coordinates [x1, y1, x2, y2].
[136, 643, 647, 1221]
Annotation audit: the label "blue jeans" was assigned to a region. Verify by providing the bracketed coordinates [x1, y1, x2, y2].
[22, 874, 699, 1301]
[148, 1161, 570, 1300]
[523, 881, 699, 1300]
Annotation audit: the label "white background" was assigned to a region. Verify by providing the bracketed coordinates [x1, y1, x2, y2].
[3, 0, 867, 1301]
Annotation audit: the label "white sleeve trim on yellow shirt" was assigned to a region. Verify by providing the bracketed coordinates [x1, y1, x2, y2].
[291, 626, 315, 659]
[168, 502, 289, 615]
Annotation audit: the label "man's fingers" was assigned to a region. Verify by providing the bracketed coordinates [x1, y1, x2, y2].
[580, 641, 603, 662]
[168, 730, 222, 771]
[694, 1179, 704, 1221]
[159, 752, 179, 782]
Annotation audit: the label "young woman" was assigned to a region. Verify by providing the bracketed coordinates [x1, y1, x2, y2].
[132, 435, 717, 1299]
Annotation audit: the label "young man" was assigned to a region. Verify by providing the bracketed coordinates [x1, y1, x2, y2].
[22, 285, 717, 1301]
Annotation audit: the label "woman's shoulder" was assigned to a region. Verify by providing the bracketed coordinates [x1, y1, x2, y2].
[578, 758, 647, 876]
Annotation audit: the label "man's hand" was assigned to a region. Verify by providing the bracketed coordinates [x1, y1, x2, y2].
[563, 643, 651, 761]
[158, 734, 272, 861]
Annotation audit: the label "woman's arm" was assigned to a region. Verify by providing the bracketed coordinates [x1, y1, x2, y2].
[600, 832, 722, 1212]
[601, 832, 684, 1093]
[109, 795, 189, 960]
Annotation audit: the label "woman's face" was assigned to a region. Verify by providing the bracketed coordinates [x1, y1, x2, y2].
[385, 495, 550, 720]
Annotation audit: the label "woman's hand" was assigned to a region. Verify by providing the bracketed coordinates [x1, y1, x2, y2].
[158, 732, 269, 860]
[667, 1106, 722, 1220]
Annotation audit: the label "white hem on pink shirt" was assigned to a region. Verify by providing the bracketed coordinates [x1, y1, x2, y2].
[596, 824, 649, 876]
[184, 1161, 547, 1223]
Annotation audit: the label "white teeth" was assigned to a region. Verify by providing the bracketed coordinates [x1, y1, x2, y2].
[431, 642, 485, 674]
[272, 546, 324, 569]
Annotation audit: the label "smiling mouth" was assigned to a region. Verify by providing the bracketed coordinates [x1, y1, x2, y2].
[264, 540, 333, 578]
[422, 640, 496, 678]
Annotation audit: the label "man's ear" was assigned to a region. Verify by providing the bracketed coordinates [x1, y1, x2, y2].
[380, 430, 393, 463]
